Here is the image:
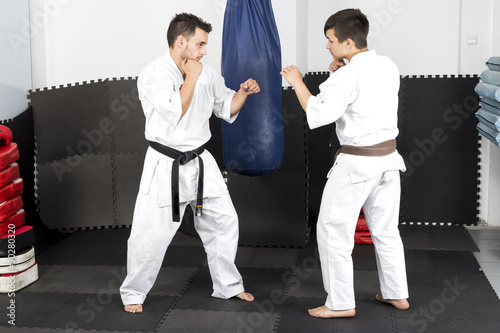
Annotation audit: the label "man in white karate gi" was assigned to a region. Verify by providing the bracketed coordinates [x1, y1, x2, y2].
[120, 13, 259, 313]
[281, 8, 410, 318]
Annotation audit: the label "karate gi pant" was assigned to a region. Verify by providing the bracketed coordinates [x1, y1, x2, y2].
[119, 190, 245, 306]
[317, 157, 408, 310]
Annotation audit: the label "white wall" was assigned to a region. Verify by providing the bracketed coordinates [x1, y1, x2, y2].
[488, 141, 500, 226]
[308, 0, 462, 75]
[29, 0, 495, 86]
[495, 0, 500, 55]
[307, 0, 494, 75]
[30, 0, 228, 88]
[29, 0, 298, 89]
[271, 0, 308, 85]
[460, 0, 493, 74]
[0, 0, 32, 120]
[273, 0, 308, 81]
[29, 0, 495, 88]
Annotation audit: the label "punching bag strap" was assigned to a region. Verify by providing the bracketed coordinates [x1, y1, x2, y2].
[149, 141, 205, 222]
[334, 139, 397, 162]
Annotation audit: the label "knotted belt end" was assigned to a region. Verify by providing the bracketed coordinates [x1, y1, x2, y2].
[195, 205, 203, 216]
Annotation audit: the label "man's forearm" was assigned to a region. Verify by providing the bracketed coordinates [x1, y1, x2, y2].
[292, 81, 312, 112]
[230, 89, 248, 116]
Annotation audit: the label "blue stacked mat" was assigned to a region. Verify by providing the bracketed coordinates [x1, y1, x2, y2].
[475, 57, 500, 146]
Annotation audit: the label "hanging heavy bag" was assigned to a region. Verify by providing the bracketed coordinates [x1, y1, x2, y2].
[221, 0, 284, 176]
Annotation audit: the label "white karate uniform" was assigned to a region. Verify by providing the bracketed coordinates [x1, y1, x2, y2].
[120, 52, 245, 305]
[306, 50, 409, 310]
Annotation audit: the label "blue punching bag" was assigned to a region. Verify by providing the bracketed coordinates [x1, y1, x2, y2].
[221, 0, 284, 176]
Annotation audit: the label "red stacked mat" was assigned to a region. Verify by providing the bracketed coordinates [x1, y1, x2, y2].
[0, 125, 38, 293]
[355, 208, 373, 244]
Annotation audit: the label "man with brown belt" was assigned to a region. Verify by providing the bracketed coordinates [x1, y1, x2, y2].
[281, 8, 409, 318]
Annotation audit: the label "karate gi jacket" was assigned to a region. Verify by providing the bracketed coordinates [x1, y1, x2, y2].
[136, 52, 238, 207]
[306, 50, 407, 183]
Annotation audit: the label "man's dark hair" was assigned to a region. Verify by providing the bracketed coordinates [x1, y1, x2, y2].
[167, 13, 212, 48]
[324, 9, 369, 49]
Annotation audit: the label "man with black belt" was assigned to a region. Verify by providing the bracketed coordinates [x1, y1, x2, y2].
[120, 13, 259, 313]
[281, 8, 409, 318]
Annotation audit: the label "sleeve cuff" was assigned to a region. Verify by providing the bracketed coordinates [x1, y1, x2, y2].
[306, 95, 322, 130]
[221, 93, 238, 123]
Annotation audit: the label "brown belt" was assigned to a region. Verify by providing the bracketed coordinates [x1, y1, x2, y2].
[334, 139, 397, 162]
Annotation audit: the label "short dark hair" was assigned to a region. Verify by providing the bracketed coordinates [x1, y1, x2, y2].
[166, 13, 212, 48]
[324, 9, 369, 49]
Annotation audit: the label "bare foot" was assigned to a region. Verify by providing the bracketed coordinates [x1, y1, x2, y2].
[236, 291, 255, 302]
[375, 294, 409, 310]
[124, 304, 143, 313]
[308, 305, 355, 318]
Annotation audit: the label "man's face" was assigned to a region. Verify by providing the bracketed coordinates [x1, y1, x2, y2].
[180, 27, 208, 61]
[325, 28, 346, 61]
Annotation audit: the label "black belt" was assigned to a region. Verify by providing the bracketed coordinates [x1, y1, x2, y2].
[149, 141, 205, 222]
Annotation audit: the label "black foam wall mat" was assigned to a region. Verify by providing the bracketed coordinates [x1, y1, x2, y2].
[37, 154, 114, 230]
[280, 88, 307, 171]
[179, 172, 310, 247]
[225, 170, 309, 247]
[305, 121, 337, 223]
[303, 73, 479, 226]
[29, 79, 149, 230]
[399, 76, 479, 224]
[401, 149, 479, 223]
[304, 73, 338, 223]
[402, 76, 479, 151]
[29, 74, 480, 236]
[113, 152, 145, 225]
[30, 81, 111, 163]
[105, 78, 148, 153]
